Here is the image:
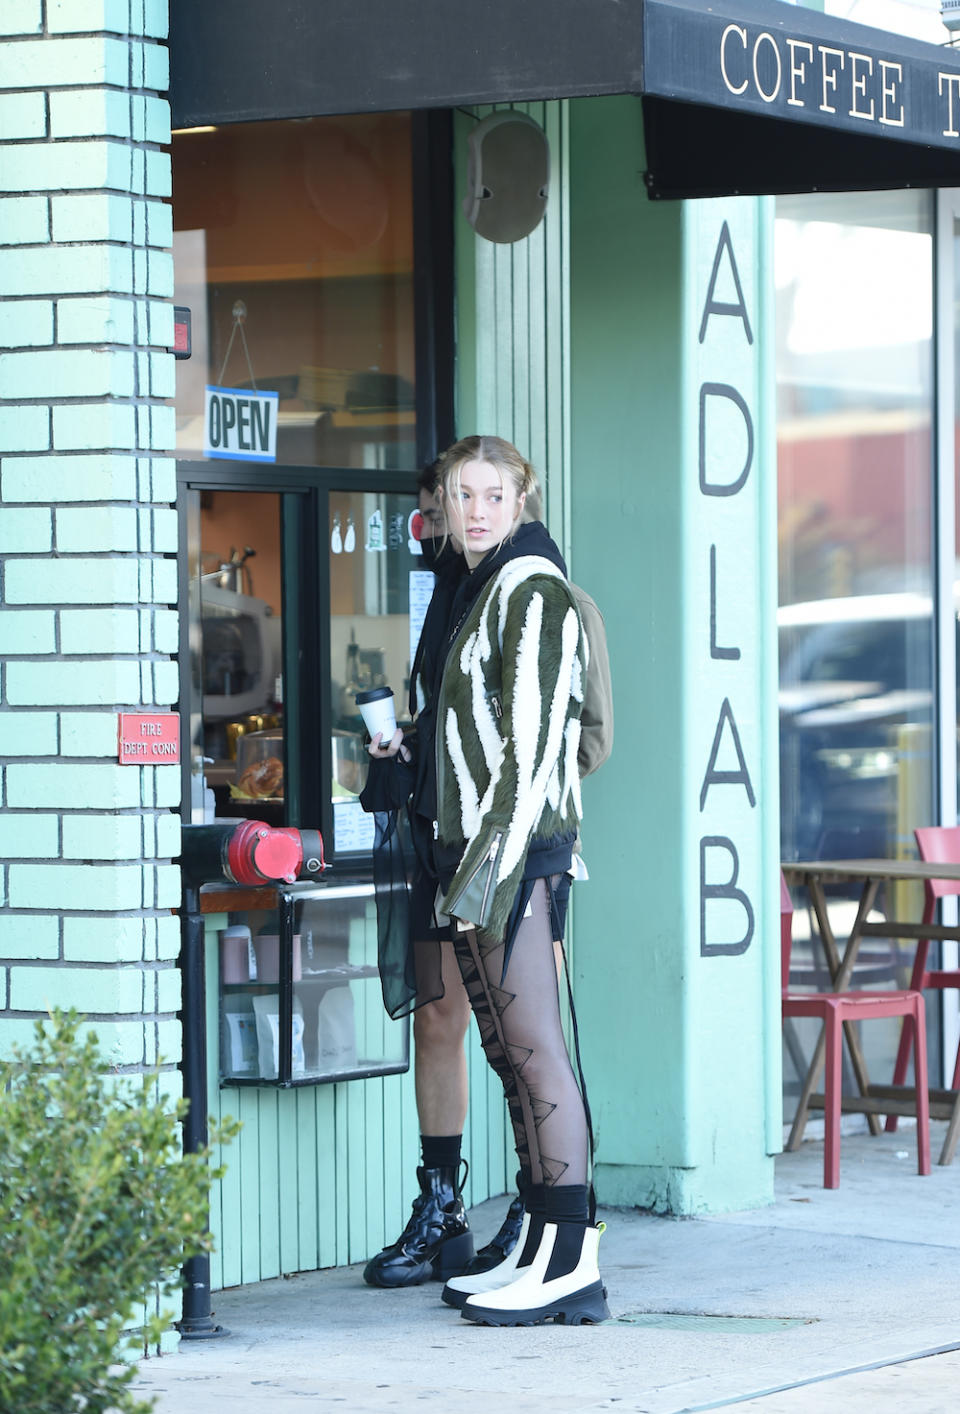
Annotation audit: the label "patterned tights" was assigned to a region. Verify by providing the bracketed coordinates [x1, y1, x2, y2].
[452, 876, 588, 1189]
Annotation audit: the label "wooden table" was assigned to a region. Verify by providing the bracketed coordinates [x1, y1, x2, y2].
[782, 858, 960, 1166]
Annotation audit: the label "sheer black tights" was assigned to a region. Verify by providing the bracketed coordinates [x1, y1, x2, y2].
[452, 877, 588, 1188]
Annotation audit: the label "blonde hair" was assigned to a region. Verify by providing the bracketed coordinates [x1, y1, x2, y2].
[436, 435, 542, 546]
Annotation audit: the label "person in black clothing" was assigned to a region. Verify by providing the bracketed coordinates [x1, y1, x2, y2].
[361, 465, 525, 1288]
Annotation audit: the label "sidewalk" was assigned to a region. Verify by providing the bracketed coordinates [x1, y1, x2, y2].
[132, 1124, 960, 1414]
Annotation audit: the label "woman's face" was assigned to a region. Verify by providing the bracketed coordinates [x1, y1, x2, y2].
[447, 458, 524, 567]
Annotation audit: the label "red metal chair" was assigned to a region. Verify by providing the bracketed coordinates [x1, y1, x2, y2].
[781, 873, 930, 1189]
[886, 826, 960, 1137]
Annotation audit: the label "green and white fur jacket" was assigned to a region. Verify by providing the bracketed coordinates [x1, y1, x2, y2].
[436, 555, 588, 943]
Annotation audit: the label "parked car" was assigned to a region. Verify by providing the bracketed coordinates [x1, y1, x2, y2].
[778, 591, 939, 861]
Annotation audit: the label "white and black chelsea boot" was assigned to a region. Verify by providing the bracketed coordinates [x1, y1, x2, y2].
[460, 1221, 609, 1326]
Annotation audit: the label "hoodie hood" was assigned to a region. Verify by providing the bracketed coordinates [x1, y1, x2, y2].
[446, 521, 567, 643]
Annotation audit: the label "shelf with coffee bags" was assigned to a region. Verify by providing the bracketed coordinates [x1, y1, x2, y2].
[216, 879, 408, 1087]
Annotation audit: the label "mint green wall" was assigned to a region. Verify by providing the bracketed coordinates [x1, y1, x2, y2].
[568, 97, 780, 1214]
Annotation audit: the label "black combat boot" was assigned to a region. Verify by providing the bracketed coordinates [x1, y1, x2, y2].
[363, 1164, 474, 1288]
[460, 1185, 525, 1276]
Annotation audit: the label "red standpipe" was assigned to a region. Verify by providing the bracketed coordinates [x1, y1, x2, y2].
[222, 822, 326, 886]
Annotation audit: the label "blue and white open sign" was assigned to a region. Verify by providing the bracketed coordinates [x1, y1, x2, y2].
[204, 385, 278, 462]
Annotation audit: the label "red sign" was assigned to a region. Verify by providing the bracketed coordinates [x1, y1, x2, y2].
[118, 713, 180, 765]
[173, 305, 192, 360]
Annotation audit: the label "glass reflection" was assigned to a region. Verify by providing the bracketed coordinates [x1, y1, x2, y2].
[329, 489, 420, 855]
[776, 190, 936, 1126]
[187, 489, 285, 825]
[218, 885, 408, 1085]
[172, 113, 416, 471]
[776, 191, 935, 866]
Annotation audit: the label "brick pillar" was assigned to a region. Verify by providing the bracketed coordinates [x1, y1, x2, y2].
[0, 2, 180, 1099]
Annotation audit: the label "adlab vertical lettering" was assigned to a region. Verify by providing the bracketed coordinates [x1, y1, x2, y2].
[697, 218, 757, 958]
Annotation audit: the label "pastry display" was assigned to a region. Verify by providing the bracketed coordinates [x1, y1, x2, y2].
[235, 755, 284, 799]
[231, 729, 285, 799]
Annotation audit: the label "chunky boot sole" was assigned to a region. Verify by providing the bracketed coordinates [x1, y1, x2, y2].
[461, 1279, 610, 1327]
[364, 1229, 474, 1288]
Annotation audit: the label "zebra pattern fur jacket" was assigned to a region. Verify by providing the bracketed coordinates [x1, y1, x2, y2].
[436, 545, 588, 944]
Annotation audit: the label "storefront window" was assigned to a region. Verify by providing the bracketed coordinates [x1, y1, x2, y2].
[172, 114, 416, 471]
[776, 190, 935, 866]
[776, 190, 936, 1121]
[181, 479, 420, 849]
[182, 488, 284, 825]
[173, 109, 428, 860]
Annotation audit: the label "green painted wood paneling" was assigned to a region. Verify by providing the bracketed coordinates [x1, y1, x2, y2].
[295, 1087, 319, 1269]
[454, 101, 572, 562]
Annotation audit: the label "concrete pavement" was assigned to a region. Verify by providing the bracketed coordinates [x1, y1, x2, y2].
[131, 1123, 960, 1413]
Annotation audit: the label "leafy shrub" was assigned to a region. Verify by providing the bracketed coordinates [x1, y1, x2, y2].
[0, 1010, 238, 1414]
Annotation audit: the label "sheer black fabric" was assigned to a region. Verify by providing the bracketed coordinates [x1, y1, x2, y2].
[453, 876, 588, 1188]
[371, 807, 453, 1019]
[370, 809, 418, 1019]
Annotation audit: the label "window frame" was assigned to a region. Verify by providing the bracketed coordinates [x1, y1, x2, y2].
[174, 109, 454, 875]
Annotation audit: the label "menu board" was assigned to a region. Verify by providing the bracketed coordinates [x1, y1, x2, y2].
[333, 797, 376, 854]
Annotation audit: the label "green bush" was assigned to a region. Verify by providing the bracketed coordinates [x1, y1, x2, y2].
[0, 1010, 238, 1414]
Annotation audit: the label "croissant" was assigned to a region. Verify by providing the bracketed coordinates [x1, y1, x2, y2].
[237, 755, 284, 798]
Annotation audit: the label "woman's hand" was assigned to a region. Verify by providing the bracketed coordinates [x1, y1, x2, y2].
[367, 727, 411, 763]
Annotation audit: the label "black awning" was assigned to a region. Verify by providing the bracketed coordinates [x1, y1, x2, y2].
[641, 0, 960, 197]
[169, 0, 960, 198]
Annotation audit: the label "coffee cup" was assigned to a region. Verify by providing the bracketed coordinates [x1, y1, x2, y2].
[355, 685, 397, 747]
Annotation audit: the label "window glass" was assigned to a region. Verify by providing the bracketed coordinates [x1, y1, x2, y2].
[172, 114, 416, 470]
[776, 191, 934, 866]
[776, 190, 935, 1123]
[328, 489, 422, 855]
[218, 885, 408, 1086]
[185, 489, 286, 825]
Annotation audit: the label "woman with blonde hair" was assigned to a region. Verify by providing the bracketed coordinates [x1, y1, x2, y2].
[429, 434, 607, 1326]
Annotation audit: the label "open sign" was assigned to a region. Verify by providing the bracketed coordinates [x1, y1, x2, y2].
[204, 385, 278, 463]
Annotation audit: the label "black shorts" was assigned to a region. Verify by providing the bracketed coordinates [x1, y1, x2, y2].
[409, 864, 453, 943]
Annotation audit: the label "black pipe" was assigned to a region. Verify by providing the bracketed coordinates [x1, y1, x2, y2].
[178, 823, 235, 887]
[177, 879, 229, 1340]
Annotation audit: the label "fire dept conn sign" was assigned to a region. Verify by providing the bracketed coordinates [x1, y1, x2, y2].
[118, 713, 181, 765]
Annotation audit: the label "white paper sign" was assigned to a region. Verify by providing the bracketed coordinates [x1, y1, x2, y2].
[409, 569, 435, 670]
[334, 798, 376, 854]
[204, 384, 278, 462]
